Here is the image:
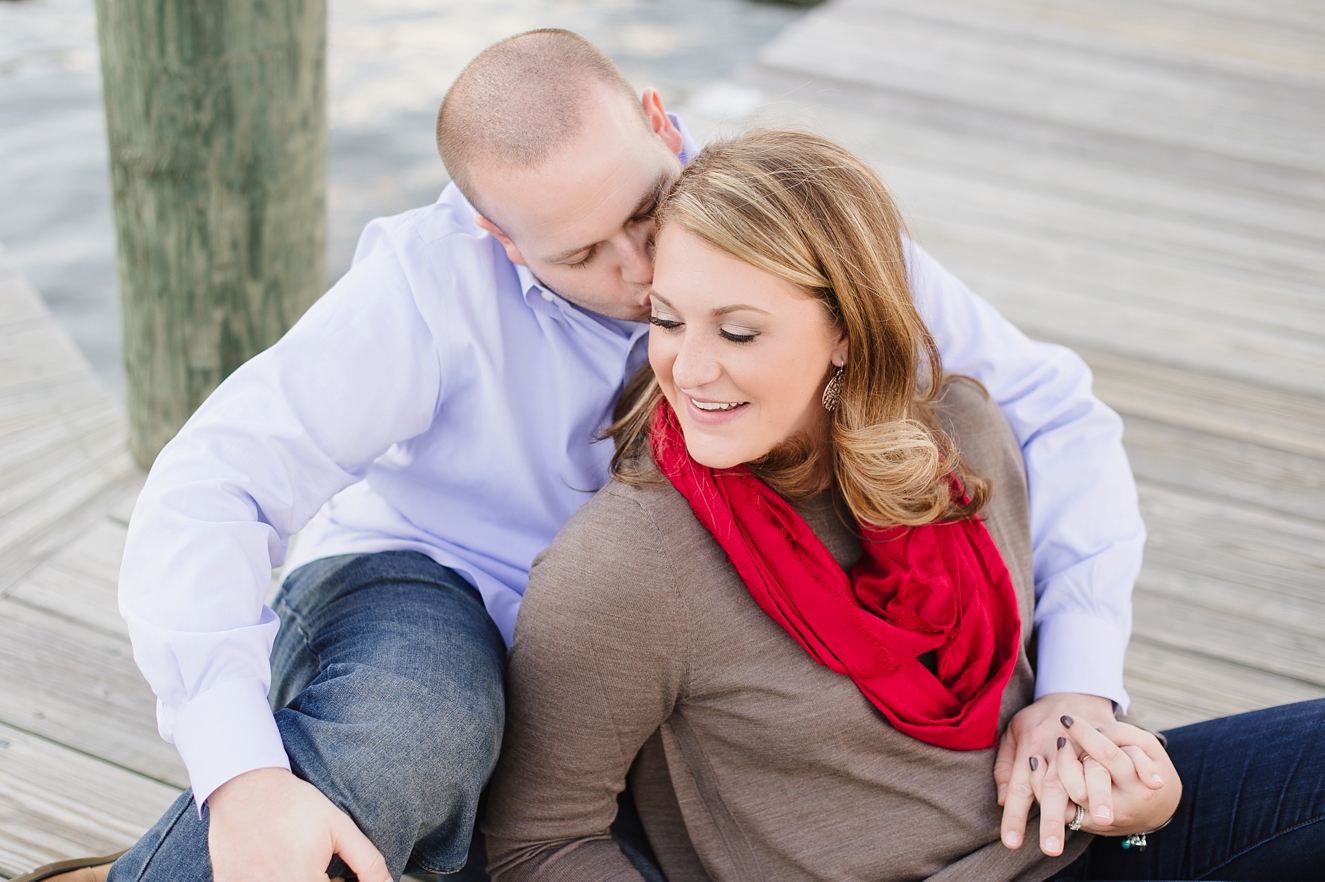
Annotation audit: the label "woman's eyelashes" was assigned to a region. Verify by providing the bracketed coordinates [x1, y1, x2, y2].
[719, 327, 758, 344]
[648, 316, 758, 345]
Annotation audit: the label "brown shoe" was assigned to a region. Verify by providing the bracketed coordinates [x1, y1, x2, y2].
[9, 851, 126, 882]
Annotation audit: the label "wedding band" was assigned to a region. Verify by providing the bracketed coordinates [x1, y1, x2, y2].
[1067, 803, 1085, 831]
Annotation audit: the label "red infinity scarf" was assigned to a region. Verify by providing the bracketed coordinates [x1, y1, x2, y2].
[649, 399, 1021, 750]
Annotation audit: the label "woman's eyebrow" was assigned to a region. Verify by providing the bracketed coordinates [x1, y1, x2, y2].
[650, 292, 770, 319]
[712, 304, 770, 317]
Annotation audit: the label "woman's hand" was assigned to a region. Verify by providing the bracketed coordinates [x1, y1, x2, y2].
[1025, 720, 1182, 856]
[995, 693, 1117, 851]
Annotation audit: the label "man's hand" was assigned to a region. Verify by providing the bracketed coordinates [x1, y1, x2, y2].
[994, 693, 1117, 854]
[1056, 720, 1181, 836]
[207, 767, 391, 882]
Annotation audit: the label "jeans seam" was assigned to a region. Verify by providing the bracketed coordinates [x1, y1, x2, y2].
[123, 795, 196, 882]
[277, 595, 324, 683]
[1197, 811, 1325, 879]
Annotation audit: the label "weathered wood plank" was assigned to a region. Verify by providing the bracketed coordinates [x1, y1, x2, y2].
[0, 468, 139, 600]
[0, 322, 104, 392]
[1087, 349, 1325, 459]
[9, 523, 128, 639]
[1123, 414, 1325, 524]
[44, 518, 130, 590]
[0, 385, 123, 444]
[1125, 638, 1325, 733]
[759, 0, 1325, 172]
[954, 0, 1325, 73]
[725, 62, 1325, 254]
[0, 596, 188, 787]
[0, 442, 137, 561]
[0, 403, 125, 482]
[1137, 482, 1325, 605]
[0, 721, 181, 880]
[109, 479, 142, 526]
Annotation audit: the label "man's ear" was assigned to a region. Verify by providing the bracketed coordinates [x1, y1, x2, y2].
[474, 215, 528, 267]
[642, 88, 685, 157]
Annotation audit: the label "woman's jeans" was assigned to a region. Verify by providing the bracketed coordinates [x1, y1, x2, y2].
[1057, 699, 1325, 881]
[108, 551, 510, 881]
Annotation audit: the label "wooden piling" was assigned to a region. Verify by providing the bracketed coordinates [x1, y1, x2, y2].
[94, 0, 327, 467]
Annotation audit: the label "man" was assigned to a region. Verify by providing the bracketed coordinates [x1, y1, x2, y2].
[19, 29, 1143, 882]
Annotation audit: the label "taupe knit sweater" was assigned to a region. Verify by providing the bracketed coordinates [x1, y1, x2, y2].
[483, 382, 1090, 881]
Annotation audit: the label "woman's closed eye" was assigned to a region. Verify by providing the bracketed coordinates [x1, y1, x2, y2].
[719, 327, 758, 344]
[650, 316, 682, 331]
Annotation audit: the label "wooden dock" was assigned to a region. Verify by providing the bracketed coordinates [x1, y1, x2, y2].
[2, 0, 1323, 876]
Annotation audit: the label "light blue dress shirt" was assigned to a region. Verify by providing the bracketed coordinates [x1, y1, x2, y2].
[120, 128, 1144, 806]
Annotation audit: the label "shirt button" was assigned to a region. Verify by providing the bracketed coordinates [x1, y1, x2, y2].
[541, 290, 555, 302]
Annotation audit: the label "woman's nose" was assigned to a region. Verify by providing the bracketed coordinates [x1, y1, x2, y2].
[670, 334, 721, 390]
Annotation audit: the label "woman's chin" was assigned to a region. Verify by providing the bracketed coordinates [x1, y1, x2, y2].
[682, 432, 762, 471]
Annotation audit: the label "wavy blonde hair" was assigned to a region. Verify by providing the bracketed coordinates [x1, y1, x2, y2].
[608, 129, 986, 527]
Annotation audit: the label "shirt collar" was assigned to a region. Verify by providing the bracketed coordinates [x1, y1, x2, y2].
[671, 113, 699, 166]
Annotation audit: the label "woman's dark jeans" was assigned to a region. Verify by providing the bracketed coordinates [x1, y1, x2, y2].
[1056, 698, 1325, 881]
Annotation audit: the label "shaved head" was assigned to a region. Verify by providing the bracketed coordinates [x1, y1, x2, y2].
[436, 29, 647, 214]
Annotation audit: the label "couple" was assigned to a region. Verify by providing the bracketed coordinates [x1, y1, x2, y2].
[17, 28, 1322, 882]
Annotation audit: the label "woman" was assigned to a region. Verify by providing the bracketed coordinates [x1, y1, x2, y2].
[481, 130, 1324, 881]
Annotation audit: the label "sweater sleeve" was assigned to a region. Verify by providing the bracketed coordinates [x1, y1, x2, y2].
[483, 484, 689, 882]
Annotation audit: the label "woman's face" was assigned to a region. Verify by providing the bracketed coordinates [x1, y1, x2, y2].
[649, 225, 848, 469]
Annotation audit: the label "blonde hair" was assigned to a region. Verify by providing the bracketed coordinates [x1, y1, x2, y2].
[608, 129, 987, 527]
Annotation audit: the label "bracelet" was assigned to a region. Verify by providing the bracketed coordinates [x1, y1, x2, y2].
[1120, 812, 1176, 852]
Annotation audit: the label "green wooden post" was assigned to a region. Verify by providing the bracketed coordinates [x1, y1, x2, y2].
[94, 0, 327, 467]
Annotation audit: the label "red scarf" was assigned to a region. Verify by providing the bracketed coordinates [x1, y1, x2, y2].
[649, 399, 1021, 750]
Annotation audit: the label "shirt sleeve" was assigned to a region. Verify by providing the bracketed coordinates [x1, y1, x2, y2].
[483, 486, 686, 882]
[907, 240, 1143, 709]
[118, 226, 446, 807]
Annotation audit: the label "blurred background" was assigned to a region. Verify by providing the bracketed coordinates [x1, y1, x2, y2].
[0, 0, 813, 399]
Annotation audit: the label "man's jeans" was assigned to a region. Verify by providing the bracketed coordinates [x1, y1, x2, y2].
[1057, 699, 1325, 881]
[108, 551, 509, 881]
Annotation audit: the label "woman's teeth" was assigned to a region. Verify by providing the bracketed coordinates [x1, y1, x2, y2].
[693, 400, 746, 412]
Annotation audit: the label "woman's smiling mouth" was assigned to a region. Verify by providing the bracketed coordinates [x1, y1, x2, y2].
[685, 397, 752, 426]
[691, 399, 748, 412]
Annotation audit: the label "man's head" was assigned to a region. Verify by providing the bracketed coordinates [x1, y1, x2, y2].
[436, 29, 685, 321]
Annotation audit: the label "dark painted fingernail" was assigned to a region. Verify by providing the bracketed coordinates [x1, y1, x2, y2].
[1057, 736, 1067, 750]
[1029, 756, 1039, 771]
[1060, 715, 1074, 728]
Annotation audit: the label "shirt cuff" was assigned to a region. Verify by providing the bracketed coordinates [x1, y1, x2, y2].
[1034, 612, 1131, 712]
[171, 678, 290, 811]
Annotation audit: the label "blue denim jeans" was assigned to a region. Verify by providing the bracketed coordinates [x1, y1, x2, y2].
[108, 551, 508, 881]
[1055, 699, 1325, 881]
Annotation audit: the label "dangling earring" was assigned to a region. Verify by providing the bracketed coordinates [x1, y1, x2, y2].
[822, 365, 845, 412]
